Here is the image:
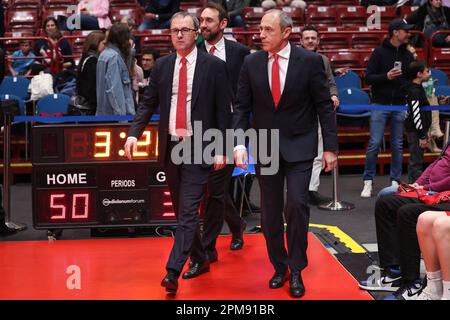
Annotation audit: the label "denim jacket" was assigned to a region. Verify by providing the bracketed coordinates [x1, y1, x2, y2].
[96, 45, 135, 116]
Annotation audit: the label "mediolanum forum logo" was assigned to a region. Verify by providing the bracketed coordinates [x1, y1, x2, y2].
[102, 198, 145, 207]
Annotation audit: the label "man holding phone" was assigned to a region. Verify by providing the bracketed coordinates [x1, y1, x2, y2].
[361, 19, 415, 198]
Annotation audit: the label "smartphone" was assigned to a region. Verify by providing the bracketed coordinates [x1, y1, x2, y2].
[394, 61, 402, 70]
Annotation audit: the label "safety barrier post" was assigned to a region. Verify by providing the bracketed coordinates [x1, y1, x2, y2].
[318, 164, 355, 211]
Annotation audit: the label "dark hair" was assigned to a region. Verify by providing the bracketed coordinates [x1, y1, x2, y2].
[43, 16, 62, 39]
[204, 2, 229, 22]
[106, 23, 131, 75]
[407, 60, 427, 80]
[82, 31, 105, 57]
[300, 25, 319, 38]
[142, 47, 160, 60]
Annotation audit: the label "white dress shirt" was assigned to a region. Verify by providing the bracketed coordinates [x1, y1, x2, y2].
[205, 36, 226, 62]
[267, 42, 290, 96]
[168, 46, 197, 138]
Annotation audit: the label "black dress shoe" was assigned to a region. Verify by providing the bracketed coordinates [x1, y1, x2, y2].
[206, 250, 218, 263]
[230, 221, 246, 250]
[182, 260, 210, 279]
[289, 272, 305, 298]
[269, 272, 289, 289]
[0, 224, 17, 236]
[308, 191, 332, 206]
[161, 272, 179, 294]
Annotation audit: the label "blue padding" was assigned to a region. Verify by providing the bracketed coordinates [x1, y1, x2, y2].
[13, 114, 161, 123]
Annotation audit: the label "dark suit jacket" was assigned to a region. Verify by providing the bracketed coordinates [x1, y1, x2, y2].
[128, 50, 231, 165]
[233, 44, 338, 162]
[198, 38, 250, 97]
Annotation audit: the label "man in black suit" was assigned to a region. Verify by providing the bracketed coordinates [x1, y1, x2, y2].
[125, 11, 231, 295]
[233, 9, 338, 298]
[182, 2, 250, 279]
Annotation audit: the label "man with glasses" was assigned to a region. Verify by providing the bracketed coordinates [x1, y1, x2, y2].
[125, 11, 231, 295]
[181, 2, 250, 280]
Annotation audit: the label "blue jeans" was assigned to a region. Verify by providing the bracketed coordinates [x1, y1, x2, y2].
[363, 110, 406, 182]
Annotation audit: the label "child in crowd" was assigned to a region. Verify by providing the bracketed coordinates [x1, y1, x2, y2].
[405, 60, 432, 183]
[8, 40, 35, 76]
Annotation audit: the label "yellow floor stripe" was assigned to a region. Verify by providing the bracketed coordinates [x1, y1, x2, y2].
[309, 223, 367, 253]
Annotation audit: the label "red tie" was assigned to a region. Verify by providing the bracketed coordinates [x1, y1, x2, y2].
[175, 57, 187, 137]
[209, 45, 216, 55]
[271, 53, 281, 108]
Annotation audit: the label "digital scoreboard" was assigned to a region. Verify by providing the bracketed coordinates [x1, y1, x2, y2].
[32, 123, 176, 230]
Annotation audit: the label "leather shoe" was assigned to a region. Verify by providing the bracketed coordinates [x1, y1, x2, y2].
[0, 224, 17, 236]
[188, 250, 218, 268]
[289, 272, 305, 298]
[269, 272, 289, 289]
[161, 272, 179, 294]
[308, 191, 332, 206]
[230, 221, 246, 250]
[182, 260, 210, 279]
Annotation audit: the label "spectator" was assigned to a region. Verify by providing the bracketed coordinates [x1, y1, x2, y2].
[139, 47, 159, 92]
[29, 64, 54, 101]
[121, 16, 140, 54]
[359, 141, 450, 299]
[261, 0, 306, 10]
[406, 0, 450, 47]
[138, 0, 180, 31]
[77, 31, 106, 115]
[360, 19, 415, 198]
[8, 40, 35, 76]
[96, 23, 135, 116]
[34, 17, 74, 74]
[132, 59, 144, 105]
[75, 0, 112, 30]
[404, 60, 432, 183]
[299, 25, 338, 206]
[416, 210, 450, 300]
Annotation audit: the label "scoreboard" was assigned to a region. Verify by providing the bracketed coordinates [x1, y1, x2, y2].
[32, 123, 176, 229]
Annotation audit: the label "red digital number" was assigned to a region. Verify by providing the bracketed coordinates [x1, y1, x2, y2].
[69, 132, 89, 159]
[49, 193, 90, 220]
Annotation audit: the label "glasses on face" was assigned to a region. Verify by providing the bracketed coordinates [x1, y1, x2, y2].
[170, 28, 196, 36]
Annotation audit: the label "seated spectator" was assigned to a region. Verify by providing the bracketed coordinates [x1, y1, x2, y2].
[34, 17, 74, 74]
[8, 40, 35, 76]
[261, 0, 306, 10]
[406, 0, 450, 47]
[416, 210, 450, 300]
[138, 0, 180, 31]
[75, 0, 112, 30]
[359, 141, 450, 300]
[138, 47, 159, 91]
[210, 0, 251, 27]
[96, 23, 135, 116]
[76, 31, 106, 115]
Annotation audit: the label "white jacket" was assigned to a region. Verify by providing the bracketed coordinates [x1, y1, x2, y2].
[29, 72, 54, 101]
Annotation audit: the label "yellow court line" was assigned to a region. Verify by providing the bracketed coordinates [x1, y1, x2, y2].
[309, 223, 367, 254]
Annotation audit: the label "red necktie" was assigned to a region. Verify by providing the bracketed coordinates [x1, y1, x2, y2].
[271, 53, 281, 108]
[209, 45, 216, 55]
[175, 57, 187, 137]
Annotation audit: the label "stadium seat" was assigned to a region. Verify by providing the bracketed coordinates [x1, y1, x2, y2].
[434, 85, 450, 97]
[0, 76, 31, 101]
[138, 29, 172, 55]
[7, 9, 40, 30]
[2, 31, 34, 54]
[335, 70, 361, 91]
[319, 32, 352, 50]
[109, 6, 144, 24]
[242, 7, 267, 28]
[280, 6, 304, 25]
[431, 68, 449, 87]
[337, 88, 371, 117]
[336, 6, 367, 27]
[45, 0, 77, 7]
[0, 94, 26, 115]
[328, 50, 362, 69]
[9, 0, 41, 8]
[399, 5, 419, 19]
[42, 7, 69, 21]
[36, 94, 70, 115]
[306, 6, 338, 26]
[351, 31, 385, 49]
[430, 49, 450, 77]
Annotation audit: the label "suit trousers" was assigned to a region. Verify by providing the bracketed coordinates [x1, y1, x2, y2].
[164, 140, 212, 274]
[190, 164, 244, 262]
[256, 156, 313, 274]
[375, 194, 450, 281]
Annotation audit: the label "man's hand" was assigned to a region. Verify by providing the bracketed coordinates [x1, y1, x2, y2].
[124, 137, 137, 160]
[213, 155, 227, 171]
[437, 95, 449, 105]
[334, 67, 349, 76]
[322, 151, 337, 172]
[387, 67, 402, 80]
[234, 148, 248, 170]
[331, 95, 340, 111]
[419, 138, 428, 149]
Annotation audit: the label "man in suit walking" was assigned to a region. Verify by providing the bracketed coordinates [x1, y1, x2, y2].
[233, 10, 338, 298]
[125, 11, 231, 295]
[182, 2, 250, 279]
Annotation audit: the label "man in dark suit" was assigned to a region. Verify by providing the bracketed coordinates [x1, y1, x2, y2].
[125, 11, 231, 295]
[233, 9, 338, 298]
[182, 2, 250, 279]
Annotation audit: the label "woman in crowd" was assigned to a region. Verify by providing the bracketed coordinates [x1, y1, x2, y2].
[76, 31, 106, 115]
[96, 23, 135, 116]
[34, 17, 74, 74]
[75, 0, 112, 30]
[407, 0, 450, 47]
[416, 210, 450, 300]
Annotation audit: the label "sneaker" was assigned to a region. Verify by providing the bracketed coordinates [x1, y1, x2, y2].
[395, 0, 410, 7]
[359, 270, 402, 292]
[391, 180, 399, 189]
[361, 180, 373, 198]
[384, 280, 423, 300]
[416, 286, 441, 300]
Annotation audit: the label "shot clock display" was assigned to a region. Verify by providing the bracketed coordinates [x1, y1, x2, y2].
[32, 123, 176, 229]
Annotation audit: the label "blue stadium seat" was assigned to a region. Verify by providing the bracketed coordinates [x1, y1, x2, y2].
[0, 76, 31, 100]
[431, 68, 449, 87]
[335, 70, 361, 91]
[36, 93, 70, 115]
[337, 87, 371, 117]
[434, 85, 450, 96]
